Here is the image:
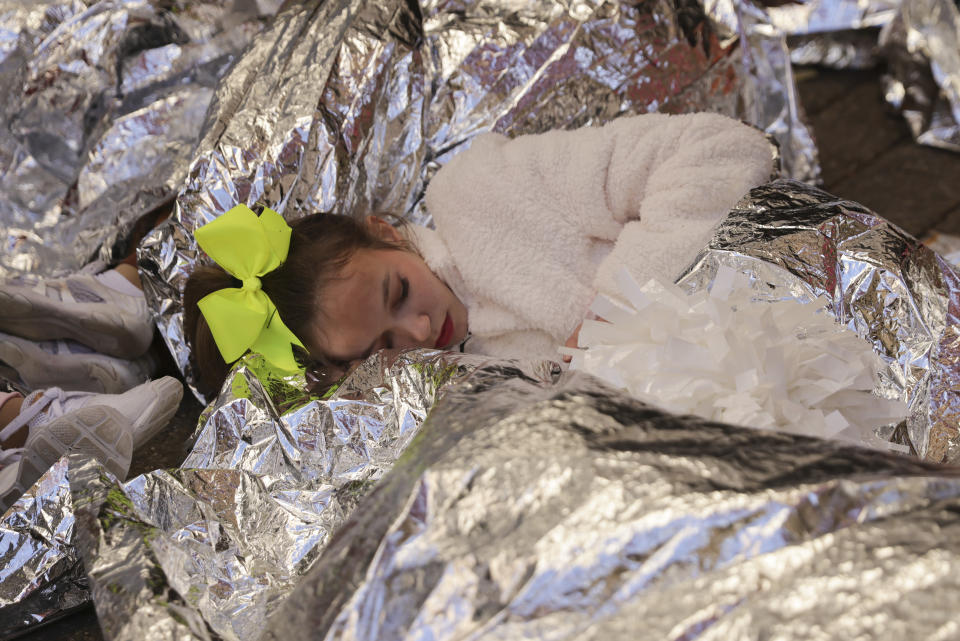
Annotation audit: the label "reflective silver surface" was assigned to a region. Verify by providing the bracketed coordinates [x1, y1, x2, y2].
[264, 369, 960, 641]
[881, 0, 960, 152]
[0, 0, 268, 279]
[713, 0, 894, 70]
[0, 0, 271, 633]
[763, 0, 898, 34]
[788, 29, 882, 69]
[703, 0, 820, 181]
[679, 179, 960, 463]
[12, 176, 960, 638]
[66, 350, 558, 641]
[0, 459, 86, 638]
[63, 180, 960, 640]
[1, 0, 833, 636]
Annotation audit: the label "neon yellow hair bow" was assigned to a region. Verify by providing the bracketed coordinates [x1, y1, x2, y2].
[194, 204, 305, 372]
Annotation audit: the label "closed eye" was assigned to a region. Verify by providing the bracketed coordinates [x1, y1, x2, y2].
[382, 278, 410, 349]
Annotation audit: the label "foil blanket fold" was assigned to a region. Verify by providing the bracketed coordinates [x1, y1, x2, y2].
[707, 0, 960, 152]
[679, 179, 960, 464]
[2, 0, 820, 634]
[4, 0, 960, 640]
[880, 0, 960, 153]
[12, 176, 960, 639]
[265, 370, 960, 641]
[0, 0, 272, 279]
[67, 352, 559, 641]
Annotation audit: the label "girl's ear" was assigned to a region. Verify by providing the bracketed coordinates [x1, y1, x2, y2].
[366, 215, 402, 243]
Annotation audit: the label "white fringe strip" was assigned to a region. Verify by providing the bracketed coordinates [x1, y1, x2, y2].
[562, 266, 908, 450]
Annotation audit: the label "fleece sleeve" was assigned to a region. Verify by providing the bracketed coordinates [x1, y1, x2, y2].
[593, 112, 775, 296]
[425, 112, 774, 343]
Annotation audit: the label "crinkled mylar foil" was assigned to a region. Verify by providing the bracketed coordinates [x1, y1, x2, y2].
[139, 0, 820, 397]
[701, 0, 819, 182]
[0, 0, 275, 631]
[705, 0, 895, 70]
[678, 179, 960, 463]
[880, 0, 960, 152]
[762, 0, 897, 69]
[0, 0, 850, 635]
[263, 369, 960, 641]
[788, 29, 884, 70]
[63, 350, 557, 641]
[0, 0, 271, 279]
[0, 459, 87, 638]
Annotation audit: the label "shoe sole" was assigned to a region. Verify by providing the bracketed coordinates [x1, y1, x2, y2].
[0, 335, 148, 394]
[0, 406, 135, 513]
[0, 378, 182, 512]
[0, 289, 152, 358]
[26, 405, 133, 478]
[130, 376, 184, 449]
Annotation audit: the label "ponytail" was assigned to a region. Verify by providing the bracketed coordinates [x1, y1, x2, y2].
[182, 265, 240, 398]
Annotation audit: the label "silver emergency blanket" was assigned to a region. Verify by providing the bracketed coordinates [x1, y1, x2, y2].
[0, 347, 500, 638]
[679, 178, 960, 464]
[880, 0, 960, 152]
[700, 0, 820, 182]
[63, 351, 556, 641]
[0, 459, 88, 638]
[140, 0, 820, 400]
[0, 0, 880, 636]
[0, 0, 824, 633]
[20, 177, 960, 639]
[764, 0, 898, 34]
[0, 0, 273, 630]
[707, 0, 960, 152]
[0, 0, 271, 278]
[266, 369, 960, 641]
[703, 0, 896, 71]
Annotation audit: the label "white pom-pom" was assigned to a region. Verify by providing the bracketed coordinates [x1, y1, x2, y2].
[568, 266, 908, 450]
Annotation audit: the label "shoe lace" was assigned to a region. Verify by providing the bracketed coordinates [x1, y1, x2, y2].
[0, 387, 89, 442]
[78, 259, 109, 276]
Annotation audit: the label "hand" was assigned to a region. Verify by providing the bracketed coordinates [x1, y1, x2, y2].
[562, 313, 610, 363]
[562, 323, 583, 363]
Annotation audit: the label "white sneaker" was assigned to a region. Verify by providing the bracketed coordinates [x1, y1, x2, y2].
[0, 271, 153, 358]
[0, 332, 153, 394]
[15, 376, 185, 449]
[0, 406, 134, 514]
[0, 457, 32, 514]
[0, 377, 183, 512]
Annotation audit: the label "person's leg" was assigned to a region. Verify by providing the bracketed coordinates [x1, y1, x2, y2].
[0, 392, 25, 447]
[111, 262, 142, 290]
[0, 267, 154, 358]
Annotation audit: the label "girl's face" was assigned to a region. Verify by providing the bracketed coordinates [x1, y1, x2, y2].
[308, 247, 468, 368]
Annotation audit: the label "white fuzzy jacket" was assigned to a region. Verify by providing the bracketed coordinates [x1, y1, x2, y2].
[411, 112, 775, 363]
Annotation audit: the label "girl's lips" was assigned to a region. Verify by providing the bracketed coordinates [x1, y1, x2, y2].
[435, 313, 453, 348]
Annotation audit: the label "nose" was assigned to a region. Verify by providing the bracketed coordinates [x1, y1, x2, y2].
[397, 312, 432, 347]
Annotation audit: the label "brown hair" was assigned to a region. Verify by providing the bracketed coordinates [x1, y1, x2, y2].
[183, 212, 412, 398]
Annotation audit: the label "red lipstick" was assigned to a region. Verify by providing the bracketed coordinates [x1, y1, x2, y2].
[435, 313, 453, 348]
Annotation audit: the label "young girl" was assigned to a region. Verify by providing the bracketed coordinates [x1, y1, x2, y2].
[184, 112, 774, 396]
